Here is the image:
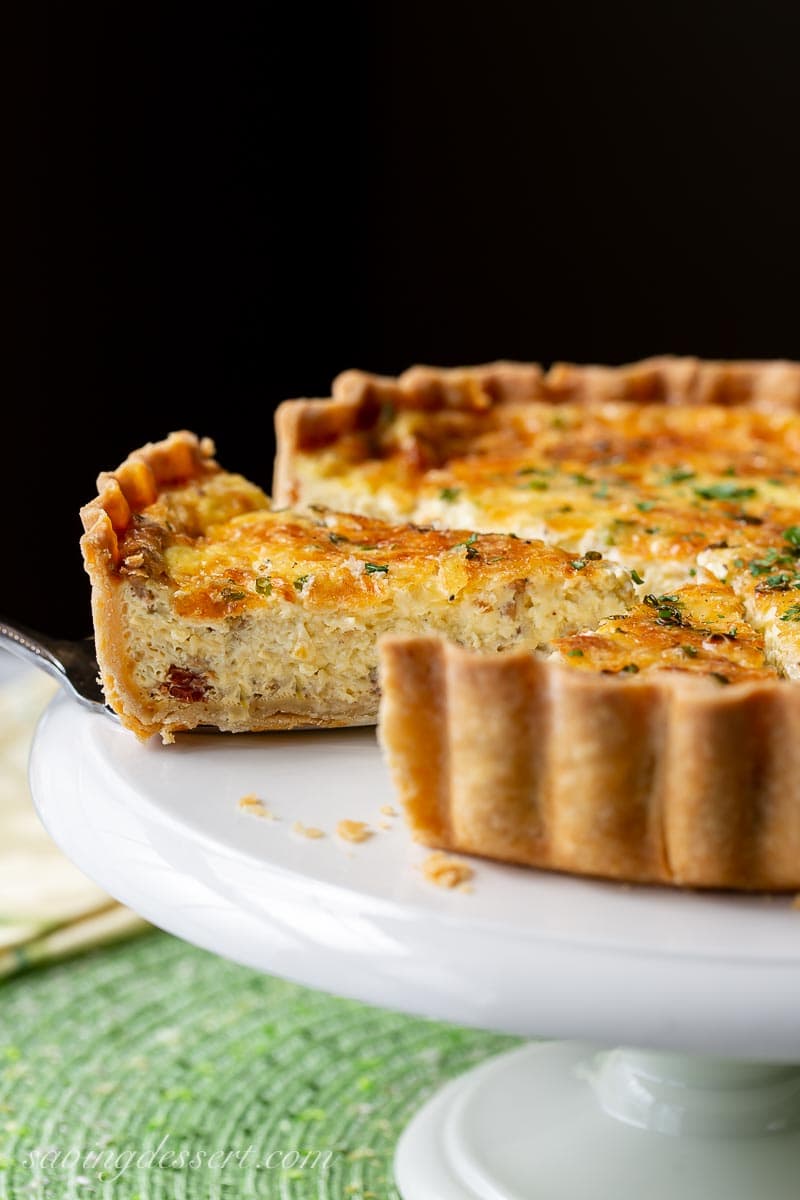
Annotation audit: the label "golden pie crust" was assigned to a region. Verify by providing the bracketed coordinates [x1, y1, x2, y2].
[275, 356, 800, 889]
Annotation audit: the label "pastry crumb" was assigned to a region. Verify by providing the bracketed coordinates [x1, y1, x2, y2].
[292, 821, 325, 839]
[379, 804, 398, 817]
[238, 793, 276, 819]
[421, 852, 474, 889]
[336, 819, 373, 844]
[378, 821, 393, 831]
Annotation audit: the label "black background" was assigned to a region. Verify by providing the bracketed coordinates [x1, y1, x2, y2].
[10, 1, 800, 635]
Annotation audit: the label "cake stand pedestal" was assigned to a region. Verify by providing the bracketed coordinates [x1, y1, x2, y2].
[30, 696, 800, 1200]
[396, 1043, 800, 1199]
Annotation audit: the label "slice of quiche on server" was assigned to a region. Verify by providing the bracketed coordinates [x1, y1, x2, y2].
[80, 431, 633, 741]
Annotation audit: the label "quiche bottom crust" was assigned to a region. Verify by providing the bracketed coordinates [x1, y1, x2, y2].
[378, 637, 800, 891]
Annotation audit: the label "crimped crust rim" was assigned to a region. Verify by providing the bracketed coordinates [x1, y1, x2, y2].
[272, 354, 800, 505]
[377, 635, 800, 891]
[80, 430, 218, 567]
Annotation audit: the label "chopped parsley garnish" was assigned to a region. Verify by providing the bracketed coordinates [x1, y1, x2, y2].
[439, 487, 461, 502]
[781, 605, 800, 622]
[592, 482, 610, 500]
[619, 663, 640, 673]
[636, 500, 655, 512]
[221, 586, 246, 601]
[452, 532, 479, 559]
[255, 577, 272, 596]
[571, 473, 594, 486]
[748, 547, 795, 576]
[662, 467, 696, 484]
[784, 526, 800, 548]
[756, 573, 794, 592]
[293, 575, 310, 592]
[358, 543, 378, 551]
[694, 483, 757, 501]
[681, 644, 698, 657]
[517, 466, 548, 476]
[571, 550, 603, 570]
[364, 562, 389, 575]
[644, 593, 684, 627]
[630, 569, 644, 585]
[728, 626, 738, 639]
[567, 648, 584, 657]
[521, 478, 549, 491]
[328, 532, 349, 544]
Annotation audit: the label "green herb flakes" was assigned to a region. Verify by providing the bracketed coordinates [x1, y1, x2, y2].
[662, 467, 696, 484]
[694, 483, 757, 501]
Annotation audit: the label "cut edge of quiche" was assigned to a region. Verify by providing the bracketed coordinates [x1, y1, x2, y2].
[80, 431, 634, 741]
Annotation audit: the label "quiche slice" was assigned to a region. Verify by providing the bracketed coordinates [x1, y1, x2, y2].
[79, 432, 634, 740]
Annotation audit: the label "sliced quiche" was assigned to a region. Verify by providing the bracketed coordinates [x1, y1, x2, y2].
[80, 432, 633, 740]
[275, 356, 800, 889]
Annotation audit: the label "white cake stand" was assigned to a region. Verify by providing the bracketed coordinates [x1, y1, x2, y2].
[30, 695, 800, 1199]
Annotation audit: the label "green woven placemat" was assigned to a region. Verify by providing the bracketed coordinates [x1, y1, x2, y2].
[0, 932, 518, 1198]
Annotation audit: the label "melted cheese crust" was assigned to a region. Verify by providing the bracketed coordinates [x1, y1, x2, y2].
[289, 400, 800, 683]
[552, 583, 773, 684]
[120, 480, 628, 620]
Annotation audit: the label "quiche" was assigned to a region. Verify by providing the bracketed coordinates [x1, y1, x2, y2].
[79, 432, 633, 741]
[275, 356, 800, 889]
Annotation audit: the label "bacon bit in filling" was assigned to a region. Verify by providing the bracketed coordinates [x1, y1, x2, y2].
[336, 819, 373, 843]
[162, 665, 209, 702]
[421, 852, 474, 890]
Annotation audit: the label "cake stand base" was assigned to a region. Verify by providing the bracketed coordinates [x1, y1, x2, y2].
[394, 1042, 800, 1199]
